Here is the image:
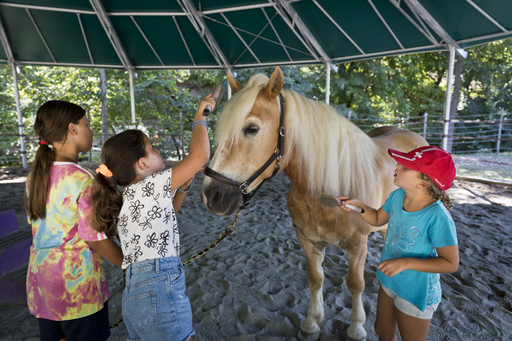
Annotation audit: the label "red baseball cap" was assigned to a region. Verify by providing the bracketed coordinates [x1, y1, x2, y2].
[388, 146, 456, 191]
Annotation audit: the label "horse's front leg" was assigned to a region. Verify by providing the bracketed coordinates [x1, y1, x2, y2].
[296, 230, 325, 341]
[345, 237, 368, 340]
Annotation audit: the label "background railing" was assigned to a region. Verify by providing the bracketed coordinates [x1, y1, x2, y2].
[1, 110, 510, 167]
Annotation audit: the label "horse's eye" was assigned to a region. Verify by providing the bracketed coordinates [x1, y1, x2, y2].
[244, 125, 259, 135]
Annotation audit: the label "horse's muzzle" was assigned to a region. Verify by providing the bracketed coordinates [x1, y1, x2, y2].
[201, 180, 241, 216]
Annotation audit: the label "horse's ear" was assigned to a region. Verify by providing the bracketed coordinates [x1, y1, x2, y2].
[264, 67, 283, 100]
[227, 73, 243, 94]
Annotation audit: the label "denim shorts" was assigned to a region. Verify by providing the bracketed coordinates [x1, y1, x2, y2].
[123, 257, 195, 341]
[381, 285, 439, 319]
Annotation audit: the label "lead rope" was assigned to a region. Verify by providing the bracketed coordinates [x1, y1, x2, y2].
[109, 208, 243, 329]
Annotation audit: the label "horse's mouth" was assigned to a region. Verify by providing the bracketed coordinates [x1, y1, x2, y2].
[201, 182, 242, 216]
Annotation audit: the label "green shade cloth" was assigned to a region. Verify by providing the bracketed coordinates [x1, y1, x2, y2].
[0, 0, 511, 69]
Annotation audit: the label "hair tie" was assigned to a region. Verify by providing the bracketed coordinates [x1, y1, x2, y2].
[39, 141, 48, 145]
[96, 164, 113, 178]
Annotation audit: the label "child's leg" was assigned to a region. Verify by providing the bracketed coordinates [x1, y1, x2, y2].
[395, 310, 431, 341]
[374, 286, 399, 341]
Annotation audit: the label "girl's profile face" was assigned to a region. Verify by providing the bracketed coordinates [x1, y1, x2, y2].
[393, 163, 421, 189]
[75, 116, 94, 152]
[142, 134, 165, 174]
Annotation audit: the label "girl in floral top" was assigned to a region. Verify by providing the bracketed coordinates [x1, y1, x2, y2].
[25, 100, 123, 341]
[91, 94, 215, 341]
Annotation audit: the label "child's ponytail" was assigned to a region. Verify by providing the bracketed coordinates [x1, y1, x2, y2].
[91, 130, 147, 236]
[420, 173, 454, 210]
[91, 172, 123, 238]
[26, 101, 86, 220]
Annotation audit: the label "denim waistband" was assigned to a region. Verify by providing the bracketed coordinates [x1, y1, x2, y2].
[126, 257, 182, 275]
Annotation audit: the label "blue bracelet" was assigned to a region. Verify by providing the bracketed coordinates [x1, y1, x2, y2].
[192, 121, 208, 130]
[193, 119, 207, 125]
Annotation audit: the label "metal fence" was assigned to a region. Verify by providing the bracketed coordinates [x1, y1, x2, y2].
[1, 110, 510, 168]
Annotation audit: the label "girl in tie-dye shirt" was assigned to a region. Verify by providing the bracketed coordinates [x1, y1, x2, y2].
[25, 101, 123, 341]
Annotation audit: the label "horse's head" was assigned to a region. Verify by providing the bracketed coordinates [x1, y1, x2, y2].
[201, 67, 286, 216]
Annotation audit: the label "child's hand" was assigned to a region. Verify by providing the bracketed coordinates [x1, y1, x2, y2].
[377, 258, 408, 277]
[198, 167, 206, 174]
[337, 196, 361, 212]
[196, 94, 216, 118]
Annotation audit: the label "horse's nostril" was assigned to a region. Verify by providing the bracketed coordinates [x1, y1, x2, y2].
[208, 190, 223, 206]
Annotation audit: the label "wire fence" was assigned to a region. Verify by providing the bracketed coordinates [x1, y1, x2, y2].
[1, 110, 510, 167]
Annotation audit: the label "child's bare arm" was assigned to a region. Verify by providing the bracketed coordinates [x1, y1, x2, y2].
[378, 245, 459, 277]
[173, 176, 194, 213]
[87, 238, 124, 267]
[337, 196, 390, 226]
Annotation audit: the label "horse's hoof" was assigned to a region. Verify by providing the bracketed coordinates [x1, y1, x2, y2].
[347, 323, 367, 340]
[297, 328, 320, 341]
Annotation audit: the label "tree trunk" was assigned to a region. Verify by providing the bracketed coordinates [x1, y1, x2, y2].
[447, 54, 464, 152]
[100, 69, 109, 146]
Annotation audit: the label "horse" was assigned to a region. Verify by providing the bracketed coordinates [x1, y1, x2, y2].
[200, 67, 428, 340]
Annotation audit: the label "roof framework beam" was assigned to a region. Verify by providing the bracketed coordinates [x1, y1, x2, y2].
[274, 0, 330, 64]
[220, 13, 261, 64]
[368, 0, 404, 49]
[173, 16, 196, 66]
[130, 16, 165, 66]
[89, 0, 132, 69]
[403, 0, 461, 49]
[77, 13, 94, 64]
[388, 0, 438, 45]
[178, 0, 231, 70]
[26, 9, 57, 63]
[0, 13, 13, 64]
[270, 1, 319, 61]
[311, 0, 365, 55]
[261, 8, 292, 62]
[465, 0, 507, 33]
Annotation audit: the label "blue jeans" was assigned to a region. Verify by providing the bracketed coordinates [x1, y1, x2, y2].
[123, 257, 195, 341]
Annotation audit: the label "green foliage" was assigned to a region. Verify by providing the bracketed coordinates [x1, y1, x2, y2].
[1, 39, 511, 166]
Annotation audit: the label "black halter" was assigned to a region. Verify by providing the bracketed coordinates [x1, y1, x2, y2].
[204, 93, 285, 210]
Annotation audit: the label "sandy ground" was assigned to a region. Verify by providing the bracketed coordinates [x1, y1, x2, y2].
[1, 166, 512, 341]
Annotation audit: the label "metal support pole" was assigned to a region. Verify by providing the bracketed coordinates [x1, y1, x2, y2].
[179, 108, 184, 159]
[347, 110, 351, 121]
[129, 68, 136, 128]
[12, 63, 27, 169]
[442, 45, 455, 151]
[325, 62, 331, 105]
[423, 112, 428, 139]
[497, 108, 504, 156]
[227, 82, 232, 99]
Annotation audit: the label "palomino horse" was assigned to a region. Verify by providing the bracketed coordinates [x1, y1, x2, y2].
[201, 67, 427, 340]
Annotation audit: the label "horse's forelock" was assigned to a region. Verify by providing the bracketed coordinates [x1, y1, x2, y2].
[215, 75, 268, 148]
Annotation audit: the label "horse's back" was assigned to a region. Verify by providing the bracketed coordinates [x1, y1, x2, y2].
[368, 126, 428, 152]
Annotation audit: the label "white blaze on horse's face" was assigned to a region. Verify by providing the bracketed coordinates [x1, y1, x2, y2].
[201, 68, 284, 216]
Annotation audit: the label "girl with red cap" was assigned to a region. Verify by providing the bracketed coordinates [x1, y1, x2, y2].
[338, 146, 459, 341]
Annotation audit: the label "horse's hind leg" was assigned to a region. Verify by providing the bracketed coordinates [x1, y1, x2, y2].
[296, 231, 325, 341]
[345, 239, 368, 340]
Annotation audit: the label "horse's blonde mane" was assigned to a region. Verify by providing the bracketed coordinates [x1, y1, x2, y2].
[216, 73, 380, 198]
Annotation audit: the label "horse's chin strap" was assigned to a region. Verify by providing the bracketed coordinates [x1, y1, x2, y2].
[204, 93, 285, 210]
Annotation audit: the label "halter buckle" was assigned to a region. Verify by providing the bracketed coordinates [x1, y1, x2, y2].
[239, 182, 251, 195]
[279, 126, 285, 137]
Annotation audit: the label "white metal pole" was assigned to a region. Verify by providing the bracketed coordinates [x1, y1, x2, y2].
[12, 63, 27, 169]
[129, 68, 136, 128]
[325, 62, 331, 105]
[496, 108, 504, 156]
[423, 112, 428, 139]
[227, 82, 232, 99]
[442, 45, 456, 151]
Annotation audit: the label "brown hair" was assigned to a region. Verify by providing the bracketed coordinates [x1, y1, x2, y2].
[91, 130, 147, 237]
[420, 173, 454, 210]
[25, 100, 86, 220]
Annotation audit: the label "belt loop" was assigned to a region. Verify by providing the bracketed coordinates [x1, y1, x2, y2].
[155, 258, 159, 274]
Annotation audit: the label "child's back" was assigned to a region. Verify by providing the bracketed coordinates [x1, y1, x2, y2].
[27, 162, 110, 320]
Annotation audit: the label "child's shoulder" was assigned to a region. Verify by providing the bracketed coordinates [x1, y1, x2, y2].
[53, 162, 95, 182]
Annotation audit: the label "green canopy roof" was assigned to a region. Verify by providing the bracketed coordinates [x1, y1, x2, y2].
[1, 0, 511, 70]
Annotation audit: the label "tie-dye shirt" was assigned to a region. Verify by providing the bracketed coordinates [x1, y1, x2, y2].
[26, 162, 111, 321]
